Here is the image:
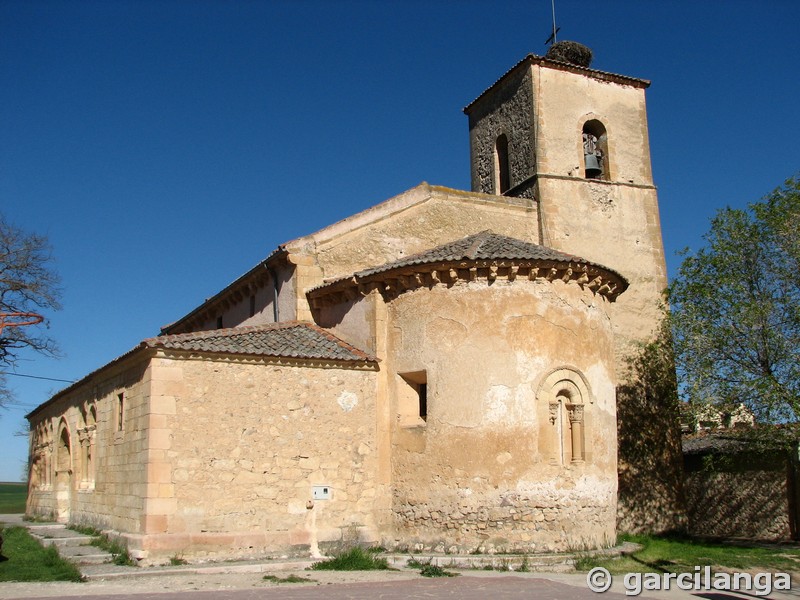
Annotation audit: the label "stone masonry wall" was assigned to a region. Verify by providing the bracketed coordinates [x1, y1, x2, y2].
[27, 354, 152, 534]
[684, 453, 793, 540]
[136, 354, 382, 560]
[467, 65, 535, 195]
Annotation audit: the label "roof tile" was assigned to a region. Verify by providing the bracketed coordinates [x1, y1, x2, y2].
[146, 322, 376, 363]
[356, 230, 602, 277]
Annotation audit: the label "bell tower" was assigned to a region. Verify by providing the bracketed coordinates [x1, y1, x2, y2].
[464, 46, 667, 361]
[465, 45, 682, 534]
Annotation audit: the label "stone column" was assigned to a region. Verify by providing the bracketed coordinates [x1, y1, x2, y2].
[87, 425, 96, 488]
[568, 404, 584, 464]
[45, 442, 54, 488]
[77, 428, 89, 489]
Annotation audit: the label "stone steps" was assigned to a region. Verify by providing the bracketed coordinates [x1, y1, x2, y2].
[54, 543, 114, 566]
[387, 553, 576, 573]
[383, 541, 640, 573]
[11, 515, 637, 576]
[27, 522, 115, 566]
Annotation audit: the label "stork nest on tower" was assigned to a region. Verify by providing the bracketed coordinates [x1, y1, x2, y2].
[545, 41, 593, 68]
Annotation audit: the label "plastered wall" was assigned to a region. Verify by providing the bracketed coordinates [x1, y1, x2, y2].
[384, 279, 619, 552]
[287, 185, 540, 282]
[537, 178, 667, 362]
[534, 66, 652, 183]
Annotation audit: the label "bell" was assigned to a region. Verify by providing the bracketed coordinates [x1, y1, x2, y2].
[584, 154, 602, 178]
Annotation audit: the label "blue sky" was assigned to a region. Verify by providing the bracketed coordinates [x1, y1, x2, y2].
[1, 0, 797, 482]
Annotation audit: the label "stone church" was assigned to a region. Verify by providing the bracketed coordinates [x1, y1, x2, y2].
[26, 47, 670, 562]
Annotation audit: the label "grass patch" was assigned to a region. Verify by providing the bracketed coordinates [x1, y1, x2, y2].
[575, 534, 800, 574]
[406, 557, 428, 569]
[263, 574, 316, 584]
[0, 526, 83, 582]
[419, 563, 459, 577]
[405, 556, 460, 577]
[0, 483, 27, 514]
[90, 534, 134, 566]
[22, 514, 54, 523]
[68, 524, 101, 536]
[311, 547, 391, 571]
[169, 555, 188, 566]
[67, 524, 134, 566]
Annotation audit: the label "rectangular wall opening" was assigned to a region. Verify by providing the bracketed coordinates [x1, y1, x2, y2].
[116, 392, 124, 432]
[398, 370, 428, 427]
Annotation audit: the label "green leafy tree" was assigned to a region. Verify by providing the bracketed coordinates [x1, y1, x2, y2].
[0, 214, 61, 409]
[669, 176, 800, 432]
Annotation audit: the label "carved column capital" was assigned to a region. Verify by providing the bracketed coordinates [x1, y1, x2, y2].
[567, 404, 584, 424]
[548, 401, 560, 425]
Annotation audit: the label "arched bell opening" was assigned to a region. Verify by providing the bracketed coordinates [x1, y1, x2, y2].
[582, 120, 608, 180]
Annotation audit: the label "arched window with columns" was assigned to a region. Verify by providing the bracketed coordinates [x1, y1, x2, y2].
[77, 403, 97, 490]
[536, 367, 592, 466]
[55, 418, 73, 522]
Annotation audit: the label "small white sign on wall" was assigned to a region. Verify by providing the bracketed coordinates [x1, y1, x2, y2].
[312, 485, 331, 500]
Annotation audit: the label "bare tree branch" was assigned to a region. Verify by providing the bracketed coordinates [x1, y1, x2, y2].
[0, 214, 62, 411]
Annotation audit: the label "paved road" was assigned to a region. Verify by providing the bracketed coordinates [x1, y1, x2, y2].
[19, 576, 630, 600]
[2, 513, 796, 600]
[10, 573, 799, 600]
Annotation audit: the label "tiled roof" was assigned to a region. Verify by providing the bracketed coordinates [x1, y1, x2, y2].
[464, 53, 650, 114]
[26, 322, 374, 419]
[682, 433, 750, 455]
[356, 230, 596, 278]
[309, 230, 628, 305]
[145, 322, 376, 363]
